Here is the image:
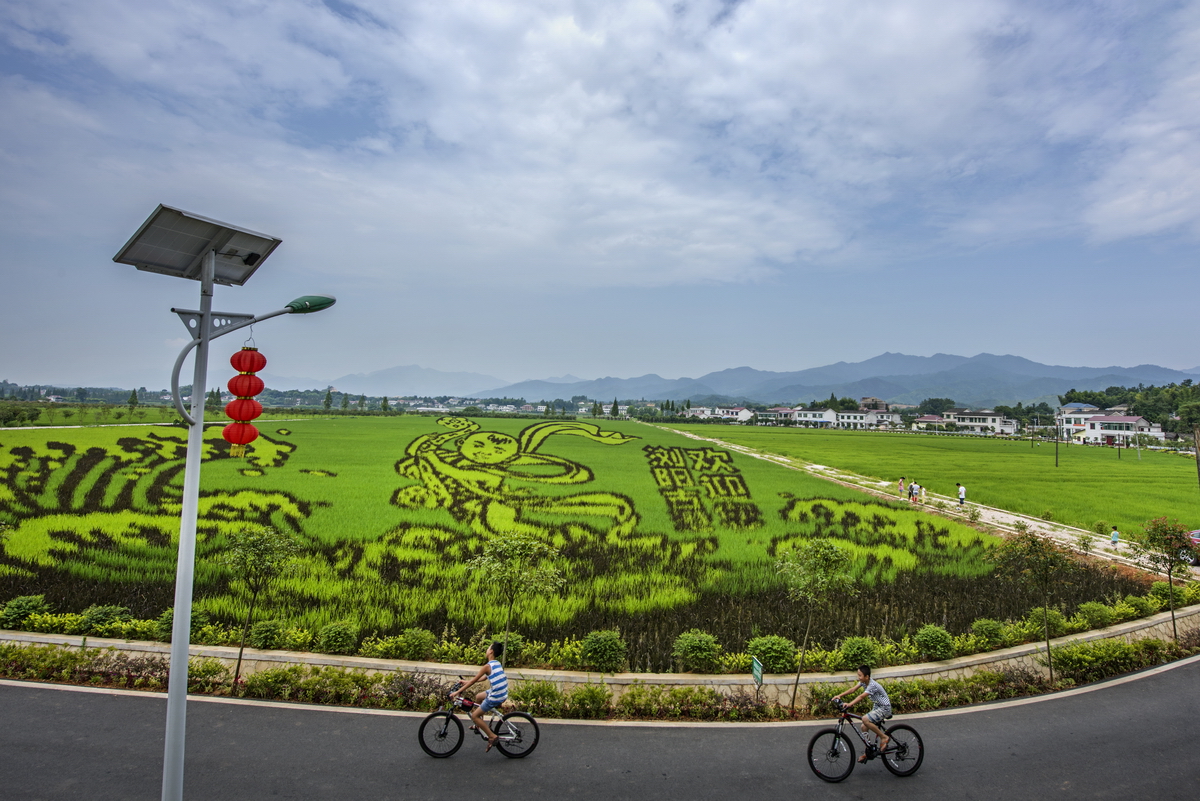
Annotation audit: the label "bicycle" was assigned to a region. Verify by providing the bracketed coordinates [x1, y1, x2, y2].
[806, 698, 924, 782]
[417, 681, 540, 759]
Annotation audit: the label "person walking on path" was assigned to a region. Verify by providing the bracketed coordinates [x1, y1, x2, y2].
[956, 483, 966, 507]
[1110, 526, 1120, 552]
[919, 484, 927, 504]
[898, 477, 906, 498]
[909, 481, 919, 504]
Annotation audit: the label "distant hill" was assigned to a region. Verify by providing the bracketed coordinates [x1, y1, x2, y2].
[259, 365, 506, 397]
[470, 353, 1200, 408]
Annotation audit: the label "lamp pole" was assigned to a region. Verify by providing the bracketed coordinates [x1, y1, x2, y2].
[161, 251, 214, 800]
[160, 279, 334, 801]
[112, 206, 333, 801]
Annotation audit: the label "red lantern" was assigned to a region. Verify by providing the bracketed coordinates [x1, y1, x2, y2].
[227, 373, 265, 397]
[223, 346, 266, 457]
[224, 398, 262, 421]
[222, 422, 259, 456]
[230, 348, 267, 374]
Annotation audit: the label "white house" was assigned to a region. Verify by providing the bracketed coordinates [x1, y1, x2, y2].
[836, 411, 871, 429]
[942, 408, 1018, 435]
[716, 406, 755, 423]
[682, 406, 715, 419]
[793, 408, 837, 427]
[1082, 415, 1164, 445]
[865, 409, 900, 427]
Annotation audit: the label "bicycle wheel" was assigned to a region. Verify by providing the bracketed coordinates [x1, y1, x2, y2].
[881, 724, 924, 777]
[807, 728, 855, 783]
[494, 712, 539, 758]
[418, 712, 464, 758]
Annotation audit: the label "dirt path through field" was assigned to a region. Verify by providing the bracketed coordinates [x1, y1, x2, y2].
[655, 424, 1200, 580]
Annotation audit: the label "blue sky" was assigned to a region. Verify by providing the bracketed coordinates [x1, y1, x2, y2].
[2, 0, 1198, 390]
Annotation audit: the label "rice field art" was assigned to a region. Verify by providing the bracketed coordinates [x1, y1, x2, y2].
[0, 416, 1146, 669]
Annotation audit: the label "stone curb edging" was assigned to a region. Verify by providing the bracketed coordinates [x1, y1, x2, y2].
[3, 602, 1197, 705]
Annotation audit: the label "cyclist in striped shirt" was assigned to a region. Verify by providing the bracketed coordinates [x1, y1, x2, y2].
[450, 642, 509, 751]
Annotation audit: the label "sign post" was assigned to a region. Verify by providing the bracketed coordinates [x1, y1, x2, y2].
[751, 656, 764, 701]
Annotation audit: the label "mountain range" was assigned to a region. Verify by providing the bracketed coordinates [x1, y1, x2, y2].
[467, 353, 1200, 409]
[257, 353, 1200, 409]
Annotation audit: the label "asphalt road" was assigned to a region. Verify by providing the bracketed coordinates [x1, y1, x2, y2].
[3, 657, 1199, 800]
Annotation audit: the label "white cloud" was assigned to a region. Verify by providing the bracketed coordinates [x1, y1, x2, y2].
[1082, 3, 1200, 240]
[0, 0, 1195, 295]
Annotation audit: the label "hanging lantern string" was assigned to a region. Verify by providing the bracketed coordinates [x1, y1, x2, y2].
[243, 326, 256, 348]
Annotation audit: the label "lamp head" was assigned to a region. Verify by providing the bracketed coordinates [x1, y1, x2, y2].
[286, 294, 337, 314]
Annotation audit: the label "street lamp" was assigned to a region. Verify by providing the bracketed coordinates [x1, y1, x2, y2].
[113, 205, 335, 801]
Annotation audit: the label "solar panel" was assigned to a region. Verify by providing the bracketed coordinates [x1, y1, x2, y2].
[112, 205, 282, 286]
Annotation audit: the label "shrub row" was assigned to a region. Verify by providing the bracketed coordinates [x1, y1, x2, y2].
[3, 634, 1193, 720]
[4, 582, 1197, 675]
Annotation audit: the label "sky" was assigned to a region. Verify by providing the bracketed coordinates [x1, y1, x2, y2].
[2, 0, 1199, 391]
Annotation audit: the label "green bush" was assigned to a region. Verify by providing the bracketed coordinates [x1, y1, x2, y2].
[509, 680, 565, 717]
[316, 621, 359, 655]
[1124, 594, 1159, 617]
[1076, 601, 1116, 630]
[1186, 583, 1200, 605]
[970, 618, 1006, 648]
[1149, 582, 1187, 607]
[564, 683, 612, 719]
[496, 632, 524, 661]
[1024, 607, 1067, 639]
[22, 612, 87, 634]
[837, 636, 882, 671]
[580, 630, 627, 672]
[747, 634, 796, 673]
[1049, 638, 1185, 684]
[884, 667, 1051, 714]
[155, 607, 212, 641]
[672, 629, 722, 672]
[359, 628, 438, 661]
[1, 595, 51, 629]
[248, 620, 283, 650]
[277, 627, 315, 651]
[80, 605, 131, 633]
[914, 624, 954, 661]
[717, 651, 753, 673]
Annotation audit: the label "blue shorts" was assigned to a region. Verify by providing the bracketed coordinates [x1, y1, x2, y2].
[480, 696, 506, 713]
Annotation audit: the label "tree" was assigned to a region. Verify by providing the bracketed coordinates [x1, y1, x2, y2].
[1177, 402, 1200, 495]
[96, 402, 111, 422]
[466, 531, 564, 664]
[205, 388, 221, 413]
[381, 396, 390, 412]
[127, 390, 139, 414]
[340, 394, 349, 413]
[75, 388, 87, 403]
[610, 398, 619, 417]
[1135, 517, 1195, 642]
[776, 539, 857, 709]
[917, 398, 957, 416]
[323, 388, 333, 411]
[358, 394, 366, 410]
[221, 526, 302, 688]
[993, 531, 1073, 683]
